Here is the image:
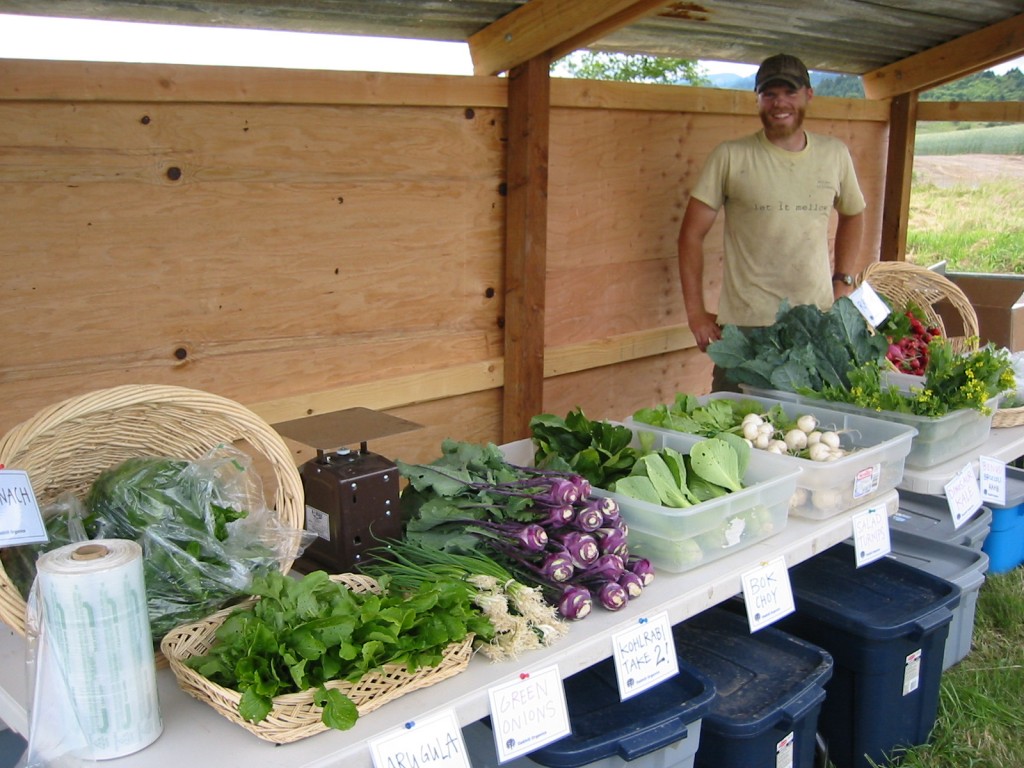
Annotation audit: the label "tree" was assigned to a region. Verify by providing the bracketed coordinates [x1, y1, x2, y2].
[552, 50, 708, 86]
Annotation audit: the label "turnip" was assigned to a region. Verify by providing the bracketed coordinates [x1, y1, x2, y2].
[807, 443, 833, 462]
[820, 431, 842, 450]
[784, 428, 808, 452]
[812, 488, 844, 510]
[766, 439, 788, 454]
[742, 413, 764, 428]
[753, 432, 772, 450]
[806, 430, 822, 446]
[796, 414, 818, 433]
[742, 421, 761, 441]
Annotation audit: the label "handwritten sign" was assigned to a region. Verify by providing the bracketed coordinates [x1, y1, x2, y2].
[944, 463, 982, 529]
[368, 710, 470, 768]
[851, 504, 891, 567]
[0, 470, 46, 546]
[851, 280, 891, 328]
[741, 557, 795, 632]
[979, 455, 1007, 506]
[611, 612, 678, 700]
[487, 665, 570, 763]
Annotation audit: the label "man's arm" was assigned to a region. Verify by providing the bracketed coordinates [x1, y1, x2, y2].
[832, 210, 865, 299]
[678, 197, 721, 352]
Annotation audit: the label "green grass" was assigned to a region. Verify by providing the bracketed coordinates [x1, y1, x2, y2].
[906, 178, 1024, 274]
[915, 124, 1024, 155]
[873, 568, 1024, 767]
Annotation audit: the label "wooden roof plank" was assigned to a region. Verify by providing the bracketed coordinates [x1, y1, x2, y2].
[468, 0, 669, 76]
[863, 11, 1024, 99]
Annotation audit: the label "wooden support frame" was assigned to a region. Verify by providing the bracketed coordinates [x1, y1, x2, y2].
[502, 54, 552, 442]
[879, 92, 919, 263]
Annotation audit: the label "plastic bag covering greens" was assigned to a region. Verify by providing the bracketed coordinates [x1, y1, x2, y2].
[5, 445, 308, 642]
[83, 445, 309, 640]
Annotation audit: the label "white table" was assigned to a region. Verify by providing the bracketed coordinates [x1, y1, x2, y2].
[899, 423, 1024, 496]
[0, 491, 896, 768]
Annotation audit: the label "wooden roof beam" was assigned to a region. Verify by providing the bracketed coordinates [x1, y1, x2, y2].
[863, 12, 1024, 100]
[468, 0, 670, 76]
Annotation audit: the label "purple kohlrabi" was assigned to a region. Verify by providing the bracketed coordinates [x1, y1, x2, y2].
[539, 551, 576, 583]
[618, 570, 645, 598]
[551, 530, 600, 569]
[572, 499, 605, 532]
[627, 556, 655, 586]
[593, 526, 629, 558]
[558, 585, 593, 621]
[540, 504, 576, 528]
[597, 581, 629, 611]
[581, 553, 625, 583]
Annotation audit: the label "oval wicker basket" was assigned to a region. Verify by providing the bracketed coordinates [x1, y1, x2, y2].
[993, 405, 1024, 429]
[160, 573, 475, 744]
[0, 384, 304, 638]
[863, 261, 980, 354]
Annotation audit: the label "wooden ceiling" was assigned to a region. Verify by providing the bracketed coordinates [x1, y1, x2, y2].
[2, 0, 1023, 98]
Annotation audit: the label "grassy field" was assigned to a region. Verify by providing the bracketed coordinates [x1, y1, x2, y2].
[915, 123, 1024, 156]
[906, 177, 1023, 274]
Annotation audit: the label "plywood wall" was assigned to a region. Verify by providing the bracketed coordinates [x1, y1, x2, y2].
[0, 60, 889, 467]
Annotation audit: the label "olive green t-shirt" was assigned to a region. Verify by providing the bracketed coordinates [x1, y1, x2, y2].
[690, 130, 866, 327]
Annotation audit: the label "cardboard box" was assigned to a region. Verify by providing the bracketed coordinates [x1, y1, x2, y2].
[937, 272, 1024, 351]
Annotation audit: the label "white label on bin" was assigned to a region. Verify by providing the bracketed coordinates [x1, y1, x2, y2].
[487, 665, 570, 763]
[741, 557, 795, 632]
[305, 504, 332, 541]
[0, 470, 46, 546]
[903, 649, 923, 695]
[776, 731, 795, 768]
[852, 505, 891, 566]
[611, 611, 679, 701]
[369, 709, 470, 768]
[945, 463, 982, 530]
[979, 455, 1007, 506]
[852, 463, 881, 499]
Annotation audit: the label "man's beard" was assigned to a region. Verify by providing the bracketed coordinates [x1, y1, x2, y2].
[760, 106, 806, 140]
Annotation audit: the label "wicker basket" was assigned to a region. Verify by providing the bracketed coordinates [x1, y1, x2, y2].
[161, 573, 474, 744]
[0, 384, 304, 638]
[993, 405, 1024, 429]
[863, 261, 980, 354]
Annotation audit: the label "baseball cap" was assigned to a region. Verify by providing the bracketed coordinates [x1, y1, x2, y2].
[755, 53, 811, 92]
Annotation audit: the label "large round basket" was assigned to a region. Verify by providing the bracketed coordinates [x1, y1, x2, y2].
[863, 261, 979, 354]
[0, 384, 304, 637]
[161, 573, 475, 744]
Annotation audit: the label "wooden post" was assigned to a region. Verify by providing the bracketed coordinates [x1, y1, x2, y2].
[502, 54, 551, 442]
[879, 92, 919, 262]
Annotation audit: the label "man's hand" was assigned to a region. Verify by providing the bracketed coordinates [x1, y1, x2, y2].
[690, 310, 721, 352]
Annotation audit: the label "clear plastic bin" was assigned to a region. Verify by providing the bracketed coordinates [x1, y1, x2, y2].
[740, 386, 997, 470]
[502, 433, 800, 574]
[627, 392, 916, 520]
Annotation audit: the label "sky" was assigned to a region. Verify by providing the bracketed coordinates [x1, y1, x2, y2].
[0, 13, 1021, 78]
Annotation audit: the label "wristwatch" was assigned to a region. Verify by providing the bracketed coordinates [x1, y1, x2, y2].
[832, 272, 855, 286]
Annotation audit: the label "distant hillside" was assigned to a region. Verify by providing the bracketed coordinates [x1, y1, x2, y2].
[706, 68, 1024, 101]
[705, 71, 842, 92]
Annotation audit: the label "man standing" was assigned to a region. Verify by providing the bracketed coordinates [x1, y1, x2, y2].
[678, 53, 866, 386]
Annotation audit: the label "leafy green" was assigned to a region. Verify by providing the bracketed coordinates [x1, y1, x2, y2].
[187, 569, 490, 731]
[611, 439, 747, 507]
[707, 298, 889, 392]
[84, 455, 280, 640]
[529, 408, 641, 488]
[688, 438, 745, 493]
